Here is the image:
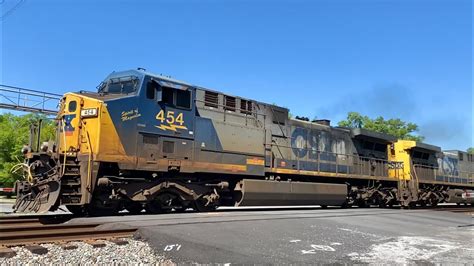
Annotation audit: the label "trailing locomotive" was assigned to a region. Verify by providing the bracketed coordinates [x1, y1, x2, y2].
[13, 69, 474, 215]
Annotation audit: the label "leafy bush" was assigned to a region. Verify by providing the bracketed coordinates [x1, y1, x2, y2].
[0, 113, 56, 187]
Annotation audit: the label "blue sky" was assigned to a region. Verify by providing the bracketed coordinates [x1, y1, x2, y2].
[1, 0, 472, 150]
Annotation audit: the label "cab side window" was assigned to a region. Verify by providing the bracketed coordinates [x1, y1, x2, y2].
[146, 81, 156, 99]
[176, 90, 191, 109]
[68, 101, 77, 112]
[147, 78, 192, 109]
[162, 87, 174, 105]
[161, 87, 190, 109]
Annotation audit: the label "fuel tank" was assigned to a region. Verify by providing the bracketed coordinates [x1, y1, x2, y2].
[234, 179, 347, 206]
[447, 189, 474, 204]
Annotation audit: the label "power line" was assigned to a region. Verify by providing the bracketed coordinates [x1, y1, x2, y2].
[1, 0, 26, 21]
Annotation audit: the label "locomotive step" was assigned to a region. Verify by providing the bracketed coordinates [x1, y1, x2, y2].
[62, 173, 80, 176]
[61, 182, 81, 186]
[61, 193, 82, 196]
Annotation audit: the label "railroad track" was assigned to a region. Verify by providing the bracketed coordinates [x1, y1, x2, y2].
[0, 213, 73, 226]
[432, 206, 473, 214]
[0, 215, 137, 247]
[0, 204, 470, 247]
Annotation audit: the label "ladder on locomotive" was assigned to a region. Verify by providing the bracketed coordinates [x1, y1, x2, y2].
[59, 158, 82, 205]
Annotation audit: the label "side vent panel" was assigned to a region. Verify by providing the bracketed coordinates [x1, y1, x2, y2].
[204, 91, 218, 108]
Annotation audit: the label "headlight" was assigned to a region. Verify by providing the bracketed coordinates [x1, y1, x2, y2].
[80, 108, 98, 118]
[40, 142, 49, 152]
[21, 145, 30, 154]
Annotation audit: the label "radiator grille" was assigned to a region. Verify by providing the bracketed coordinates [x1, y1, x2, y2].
[204, 91, 218, 108]
[225, 96, 236, 112]
[162, 141, 175, 154]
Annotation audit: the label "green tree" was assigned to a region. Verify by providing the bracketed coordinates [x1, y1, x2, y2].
[0, 113, 56, 187]
[338, 112, 424, 142]
[468, 147, 474, 154]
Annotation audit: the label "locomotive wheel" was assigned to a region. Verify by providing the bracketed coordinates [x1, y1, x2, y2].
[193, 197, 217, 212]
[145, 199, 166, 214]
[66, 205, 86, 217]
[145, 200, 164, 214]
[87, 194, 120, 217]
[125, 202, 143, 215]
[173, 206, 187, 213]
[173, 201, 191, 213]
[87, 205, 119, 217]
[341, 200, 353, 209]
[145, 192, 181, 214]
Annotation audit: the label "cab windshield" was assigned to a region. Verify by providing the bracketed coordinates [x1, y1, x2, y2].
[97, 76, 139, 95]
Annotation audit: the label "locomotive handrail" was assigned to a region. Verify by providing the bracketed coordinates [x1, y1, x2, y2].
[195, 98, 266, 128]
[195, 99, 265, 117]
[410, 164, 421, 191]
[267, 143, 403, 179]
[413, 164, 474, 184]
[267, 143, 395, 163]
[268, 106, 288, 139]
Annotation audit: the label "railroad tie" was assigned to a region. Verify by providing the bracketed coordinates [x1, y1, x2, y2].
[85, 240, 106, 248]
[0, 247, 16, 258]
[60, 243, 78, 250]
[24, 245, 48, 255]
[109, 239, 129, 246]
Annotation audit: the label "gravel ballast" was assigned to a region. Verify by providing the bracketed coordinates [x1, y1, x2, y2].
[0, 239, 173, 265]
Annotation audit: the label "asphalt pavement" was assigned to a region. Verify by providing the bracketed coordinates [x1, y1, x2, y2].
[66, 206, 473, 264]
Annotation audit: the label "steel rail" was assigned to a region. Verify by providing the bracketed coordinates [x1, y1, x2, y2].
[0, 223, 99, 233]
[0, 221, 44, 229]
[0, 214, 73, 222]
[0, 223, 137, 247]
[1, 229, 136, 247]
[0, 218, 41, 224]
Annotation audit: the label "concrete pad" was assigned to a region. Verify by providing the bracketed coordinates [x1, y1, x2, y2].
[95, 207, 472, 264]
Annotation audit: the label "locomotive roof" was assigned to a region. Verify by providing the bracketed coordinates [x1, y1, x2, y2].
[351, 128, 397, 143]
[106, 69, 194, 88]
[107, 69, 287, 110]
[412, 142, 441, 152]
[444, 150, 468, 155]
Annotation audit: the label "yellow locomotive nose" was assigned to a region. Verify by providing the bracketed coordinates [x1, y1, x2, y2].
[58, 93, 102, 155]
[13, 93, 104, 213]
